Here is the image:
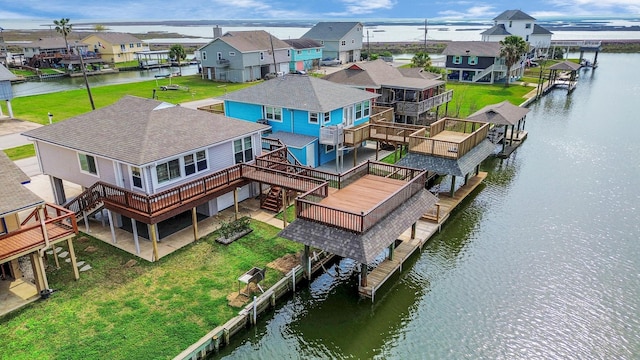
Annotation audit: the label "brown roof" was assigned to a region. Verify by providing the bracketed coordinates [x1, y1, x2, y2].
[83, 32, 143, 44]
[548, 61, 582, 71]
[467, 100, 530, 126]
[219, 30, 290, 52]
[23, 96, 269, 166]
[442, 41, 502, 57]
[398, 67, 442, 80]
[323, 59, 443, 90]
[0, 152, 44, 217]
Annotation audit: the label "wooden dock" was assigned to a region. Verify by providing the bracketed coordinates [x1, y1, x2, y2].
[358, 172, 488, 301]
[497, 130, 528, 158]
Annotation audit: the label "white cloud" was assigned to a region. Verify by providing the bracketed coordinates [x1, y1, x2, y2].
[547, 0, 640, 15]
[338, 0, 396, 15]
[438, 4, 495, 19]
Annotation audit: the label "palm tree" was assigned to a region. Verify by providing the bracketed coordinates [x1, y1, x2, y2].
[411, 51, 432, 69]
[499, 35, 528, 87]
[53, 18, 72, 53]
[169, 44, 187, 76]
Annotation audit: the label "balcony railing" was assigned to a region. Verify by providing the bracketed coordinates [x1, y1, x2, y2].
[395, 90, 453, 116]
[296, 162, 427, 233]
[408, 118, 489, 159]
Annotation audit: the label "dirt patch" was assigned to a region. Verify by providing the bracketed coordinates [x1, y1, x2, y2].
[267, 252, 300, 274]
[76, 236, 90, 243]
[84, 246, 98, 253]
[123, 259, 137, 268]
[226, 282, 262, 308]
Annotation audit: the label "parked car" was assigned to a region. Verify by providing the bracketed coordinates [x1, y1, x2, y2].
[320, 58, 341, 66]
[263, 71, 285, 80]
[291, 69, 307, 75]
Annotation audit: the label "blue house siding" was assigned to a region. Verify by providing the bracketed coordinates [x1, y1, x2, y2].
[224, 101, 263, 121]
[290, 48, 323, 71]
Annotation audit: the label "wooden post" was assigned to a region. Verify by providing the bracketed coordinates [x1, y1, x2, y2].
[450, 175, 456, 197]
[36, 252, 49, 290]
[150, 223, 159, 262]
[502, 125, 508, 153]
[50, 243, 60, 269]
[411, 223, 416, 239]
[30, 252, 46, 292]
[191, 207, 198, 241]
[131, 218, 140, 255]
[360, 263, 368, 287]
[67, 238, 80, 280]
[353, 145, 358, 167]
[234, 188, 239, 221]
[388, 241, 395, 261]
[464, 173, 469, 185]
[303, 245, 310, 279]
[282, 189, 288, 228]
[375, 141, 379, 160]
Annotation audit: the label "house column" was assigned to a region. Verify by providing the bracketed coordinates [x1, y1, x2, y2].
[131, 218, 140, 255]
[67, 238, 80, 280]
[49, 176, 67, 205]
[5, 100, 14, 118]
[191, 207, 199, 241]
[360, 263, 368, 287]
[233, 188, 239, 221]
[149, 224, 159, 262]
[107, 210, 116, 243]
[388, 241, 395, 261]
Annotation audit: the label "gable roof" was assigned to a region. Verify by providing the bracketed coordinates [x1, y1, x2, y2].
[213, 30, 291, 52]
[0, 64, 18, 82]
[323, 59, 443, 90]
[548, 61, 582, 71]
[494, 10, 536, 21]
[0, 152, 44, 217]
[398, 67, 442, 80]
[83, 32, 143, 44]
[480, 24, 511, 36]
[532, 24, 553, 35]
[467, 100, 530, 126]
[27, 37, 68, 50]
[302, 22, 361, 41]
[220, 74, 379, 113]
[23, 96, 268, 166]
[442, 41, 502, 57]
[283, 38, 323, 49]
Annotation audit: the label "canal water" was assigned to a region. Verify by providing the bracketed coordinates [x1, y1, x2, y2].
[214, 52, 640, 359]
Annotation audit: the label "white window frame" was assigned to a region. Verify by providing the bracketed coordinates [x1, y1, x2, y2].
[355, 102, 363, 119]
[453, 55, 462, 65]
[217, 52, 222, 60]
[343, 105, 354, 128]
[363, 100, 370, 117]
[202, 51, 207, 60]
[234, 136, 254, 164]
[131, 166, 143, 190]
[78, 153, 99, 177]
[341, 40, 346, 46]
[309, 112, 319, 124]
[323, 112, 330, 126]
[468, 56, 478, 66]
[264, 106, 282, 122]
[183, 150, 208, 176]
[155, 158, 181, 185]
[260, 52, 264, 60]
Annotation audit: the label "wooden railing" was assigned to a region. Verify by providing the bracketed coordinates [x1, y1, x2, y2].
[370, 106, 394, 123]
[395, 90, 453, 116]
[409, 118, 489, 159]
[296, 162, 427, 233]
[343, 123, 370, 146]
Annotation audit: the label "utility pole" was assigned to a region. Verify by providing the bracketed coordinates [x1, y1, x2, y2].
[367, 30, 370, 60]
[269, 32, 277, 76]
[76, 42, 95, 110]
[424, 19, 428, 51]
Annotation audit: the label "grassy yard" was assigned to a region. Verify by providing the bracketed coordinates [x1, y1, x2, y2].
[3, 144, 36, 160]
[10, 75, 257, 125]
[0, 220, 301, 360]
[445, 82, 533, 117]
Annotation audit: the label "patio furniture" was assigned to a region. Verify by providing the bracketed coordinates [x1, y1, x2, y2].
[238, 267, 266, 296]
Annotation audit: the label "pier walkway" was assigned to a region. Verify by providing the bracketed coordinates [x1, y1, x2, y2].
[358, 172, 487, 301]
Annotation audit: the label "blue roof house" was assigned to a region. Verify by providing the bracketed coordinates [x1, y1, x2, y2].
[283, 38, 323, 71]
[220, 75, 379, 168]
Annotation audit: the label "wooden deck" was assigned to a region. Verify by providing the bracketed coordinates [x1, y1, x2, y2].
[358, 172, 488, 300]
[319, 175, 405, 213]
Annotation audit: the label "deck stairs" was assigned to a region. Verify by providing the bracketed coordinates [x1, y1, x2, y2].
[259, 147, 305, 212]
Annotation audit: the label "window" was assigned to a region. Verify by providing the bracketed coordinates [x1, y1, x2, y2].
[202, 51, 207, 60]
[78, 153, 98, 175]
[323, 112, 330, 125]
[229, 51, 236, 56]
[120, 44, 126, 51]
[321, 40, 324, 45]
[468, 56, 478, 65]
[129, 43, 134, 48]
[343, 105, 354, 127]
[217, 52, 222, 60]
[351, 39, 355, 44]
[234, 137, 253, 164]
[287, 49, 291, 57]
[316, 49, 320, 52]
[131, 166, 142, 188]
[183, 150, 208, 176]
[264, 106, 282, 122]
[260, 52, 264, 60]
[355, 102, 363, 119]
[310, 112, 319, 124]
[452, 55, 462, 64]
[363, 100, 370, 117]
[525, 23, 531, 29]
[137, 43, 142, 47]
[509, 21, 512, 28]
[341, 40, 346, 46]
[326, 145, 335, 153]
[156, 159, 181, 184]
[297, 50, 302, 55]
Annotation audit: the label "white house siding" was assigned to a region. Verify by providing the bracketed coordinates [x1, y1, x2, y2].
[217, 184, 251, 211]
[36, 141, 116, 188]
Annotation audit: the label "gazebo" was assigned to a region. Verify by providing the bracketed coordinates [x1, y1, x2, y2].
[467, 100, 530, 155]
[0, 64, 17, 118]
[548, 61, 581, 91]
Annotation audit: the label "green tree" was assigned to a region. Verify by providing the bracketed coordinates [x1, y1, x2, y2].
[411, 51, 432, 68]
[53, 18, 73, 53]
[93, 24, 108, 32]
[169, 44, 187, 76]
[499, 35, 528, 87]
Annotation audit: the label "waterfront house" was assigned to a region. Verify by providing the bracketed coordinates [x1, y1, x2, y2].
[481, 10, 553, 55]
[323, 59, 453, 124]
[220, 74, 379, 168]
[199, 30, 292, 83]
[302, 22, 363, 63]
[0, 64, 17, 118]
[82, 32, 149, 64]
[0, 152, 79, 315]
[442, 41, 524, 84]
[283, 38, 323, 72]
[23, 96, 269, 261]
[22, 37, 91, 69]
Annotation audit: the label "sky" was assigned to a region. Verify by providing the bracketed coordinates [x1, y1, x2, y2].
[0, 0, 639, 21]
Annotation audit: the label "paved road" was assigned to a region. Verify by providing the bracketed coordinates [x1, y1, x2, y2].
[0, 117, 42, 150]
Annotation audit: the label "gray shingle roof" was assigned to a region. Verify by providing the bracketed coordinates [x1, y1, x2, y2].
[442, 41, 502, 57]
[23, 96, 268, 166]
[283, 38, 323, 49]
[218, 30, 291, 52]
[264, 131, 316, 149]
[323, 59, 443, 90]
[83, 32, 143, 44]
[493, 10, 536, 21]
[302, 22, 362, 41]
[278, 189, 438, 264]
[532, 24, 553, 35]
[398, 140, 496, 177]
[220, 74, 379, 113]
[480, 24, 511, 36]
[398, 67, 442, 80]
[0, 64, 18, 82]
[27, 37, 68, 50]
[467, 100, 530, 126]
[0, 152, 44, 217]
[548, 61, 582, 71]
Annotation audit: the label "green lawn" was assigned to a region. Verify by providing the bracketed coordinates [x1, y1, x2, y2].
[10, 75, 257, 125]
[445, 82, 533, 117]
[3, 144, 36, 160]
[0, 220, 302, 360]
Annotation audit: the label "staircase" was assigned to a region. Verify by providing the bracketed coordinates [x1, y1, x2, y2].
[258, 145, 304, 212]
[261, 186, 285, 212]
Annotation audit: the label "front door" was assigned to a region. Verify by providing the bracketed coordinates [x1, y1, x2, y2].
[343, 105, 354, 128]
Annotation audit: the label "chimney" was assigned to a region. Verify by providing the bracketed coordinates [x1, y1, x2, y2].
[213, 25, 222, 39]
